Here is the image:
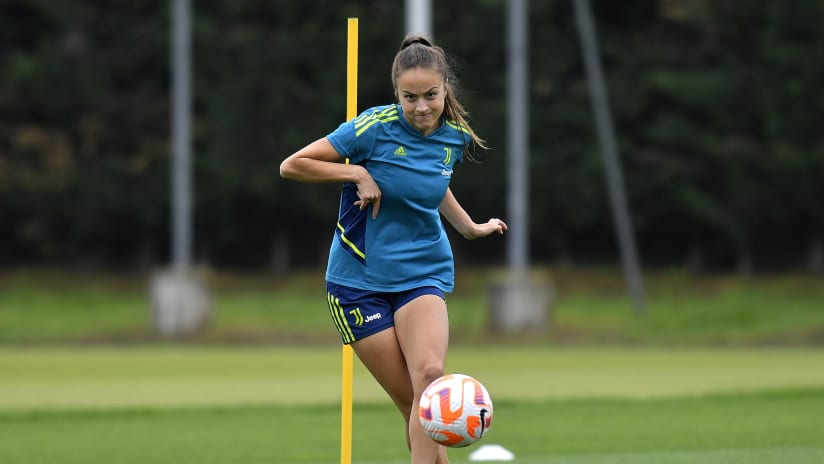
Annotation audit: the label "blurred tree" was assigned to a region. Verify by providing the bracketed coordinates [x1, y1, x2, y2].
[0, 1, 169, 267]
[1, 0, 823, 273]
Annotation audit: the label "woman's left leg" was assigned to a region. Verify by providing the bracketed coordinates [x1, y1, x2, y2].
[394, 294, 450, 464]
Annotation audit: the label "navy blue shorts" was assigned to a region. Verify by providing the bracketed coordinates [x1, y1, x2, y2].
[326, 281, 445, 344]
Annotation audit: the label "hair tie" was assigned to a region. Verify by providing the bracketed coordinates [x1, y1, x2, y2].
[402, 37, 431, 50]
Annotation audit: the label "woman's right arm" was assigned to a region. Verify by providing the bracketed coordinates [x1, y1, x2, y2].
[279, 137, 382, 218]
[279, 137, 367, 183]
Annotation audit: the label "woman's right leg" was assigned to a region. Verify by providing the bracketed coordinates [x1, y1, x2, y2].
[351, 328, 415, 449]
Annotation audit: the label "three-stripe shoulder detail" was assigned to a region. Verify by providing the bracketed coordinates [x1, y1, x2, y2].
[354, 106, 399, 137]
[444, 119, 471, 135]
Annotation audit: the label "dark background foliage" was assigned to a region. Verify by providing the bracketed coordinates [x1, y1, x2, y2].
[1, 0, 822, 273]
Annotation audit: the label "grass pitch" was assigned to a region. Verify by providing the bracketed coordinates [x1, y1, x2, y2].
[2, 268, 824, 345]
[1, 346, 823, 463]
[2, 346, 824, 409]
[1, 269, 823, 462]
[2, 391, 823, 464]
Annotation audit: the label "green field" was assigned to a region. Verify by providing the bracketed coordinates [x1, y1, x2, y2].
[3, 390, 824, 463]
[1, 269, 823, 463]
[2, 268, 824, 345]
[1, 346, 824, 463]
[3, 346, 824, 409]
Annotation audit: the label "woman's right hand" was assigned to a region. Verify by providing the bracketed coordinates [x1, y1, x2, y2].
[354, 166, 381, 219]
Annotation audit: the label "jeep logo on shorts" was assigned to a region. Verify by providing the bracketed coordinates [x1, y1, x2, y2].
[349, 307, 381, 326]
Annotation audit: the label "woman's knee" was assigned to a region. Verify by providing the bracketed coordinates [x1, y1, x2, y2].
[390, 389, 415, 415]
[415, 364, 445, 392]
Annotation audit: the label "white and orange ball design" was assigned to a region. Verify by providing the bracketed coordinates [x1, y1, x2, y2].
[418, 373, 494, 447]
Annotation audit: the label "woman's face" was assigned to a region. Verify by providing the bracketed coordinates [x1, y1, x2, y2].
[396, 67, 446, 136]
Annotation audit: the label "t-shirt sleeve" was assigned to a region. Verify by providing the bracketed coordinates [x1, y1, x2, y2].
[326, 110, 377, 165]
[326, 119, 357, 160]
[453, 132, 470, 166]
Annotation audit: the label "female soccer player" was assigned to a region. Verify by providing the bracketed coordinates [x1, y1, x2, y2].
[280, 34, 506, 464]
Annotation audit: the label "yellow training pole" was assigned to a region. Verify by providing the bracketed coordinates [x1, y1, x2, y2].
[341, 17, 357, 464]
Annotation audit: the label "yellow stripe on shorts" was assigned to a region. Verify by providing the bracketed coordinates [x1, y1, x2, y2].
[327, 292, 355, 344]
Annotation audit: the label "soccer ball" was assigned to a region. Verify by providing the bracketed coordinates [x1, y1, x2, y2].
[418, 373, 493, 448]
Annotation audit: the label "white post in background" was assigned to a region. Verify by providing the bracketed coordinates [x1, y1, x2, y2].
[171, 0, 192, 270]
[151, 0, 212, 337]
[489, 0, 553, 334]
[506, 0, 529, 275]
[405, 0, 432, 37]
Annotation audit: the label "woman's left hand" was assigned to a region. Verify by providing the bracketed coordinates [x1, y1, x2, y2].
[467, 218, 507, 239]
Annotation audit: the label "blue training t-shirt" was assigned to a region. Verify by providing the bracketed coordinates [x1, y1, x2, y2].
[325, 103, 470, 293]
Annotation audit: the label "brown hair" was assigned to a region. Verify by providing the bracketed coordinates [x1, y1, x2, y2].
[391, 34, 487, 160]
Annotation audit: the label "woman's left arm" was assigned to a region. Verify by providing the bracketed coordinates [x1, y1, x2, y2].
[439, 188, 507, 240]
